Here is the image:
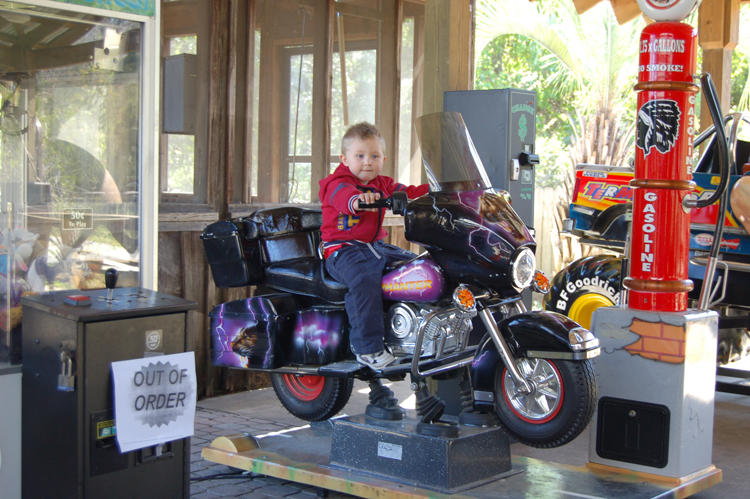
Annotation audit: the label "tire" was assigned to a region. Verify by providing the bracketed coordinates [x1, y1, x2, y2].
[544, 255, 623, 330]
[494, 358, 597, 448]
[271, 373, 354, 422]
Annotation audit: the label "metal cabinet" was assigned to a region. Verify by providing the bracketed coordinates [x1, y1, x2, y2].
[21, 288, 196, 499]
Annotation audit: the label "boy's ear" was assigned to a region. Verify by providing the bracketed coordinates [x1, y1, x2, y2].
[339, 154, 347, 165]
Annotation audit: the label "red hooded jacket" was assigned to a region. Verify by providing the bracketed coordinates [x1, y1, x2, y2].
[318, 163, 428, 251]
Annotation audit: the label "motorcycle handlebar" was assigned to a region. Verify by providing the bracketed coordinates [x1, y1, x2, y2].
[358, 191, 409, 215]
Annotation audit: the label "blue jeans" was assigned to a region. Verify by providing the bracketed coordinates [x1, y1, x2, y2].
[325, 240, 415, 355]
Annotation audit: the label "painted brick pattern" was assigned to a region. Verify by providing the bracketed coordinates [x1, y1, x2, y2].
[624, 318, 686, 364]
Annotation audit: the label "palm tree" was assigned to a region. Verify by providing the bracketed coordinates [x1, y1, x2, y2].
[477, 0, 642, 169]
[475, 0, 644, 270]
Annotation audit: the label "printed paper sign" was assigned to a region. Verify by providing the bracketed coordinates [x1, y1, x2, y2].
[111, 351, 196, 453]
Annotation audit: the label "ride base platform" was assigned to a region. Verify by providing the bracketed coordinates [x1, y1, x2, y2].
[201, 414, 721, 499]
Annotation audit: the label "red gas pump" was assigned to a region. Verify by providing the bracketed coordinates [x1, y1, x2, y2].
[624, 22, 699, 312]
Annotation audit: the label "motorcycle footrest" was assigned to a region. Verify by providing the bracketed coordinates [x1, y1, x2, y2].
[319, 361, 364, 375]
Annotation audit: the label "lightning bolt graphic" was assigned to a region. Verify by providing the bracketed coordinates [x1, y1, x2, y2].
[457, 191, 508, 264]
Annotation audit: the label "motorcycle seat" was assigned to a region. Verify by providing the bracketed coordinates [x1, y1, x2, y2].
[265, 259, 348, 304]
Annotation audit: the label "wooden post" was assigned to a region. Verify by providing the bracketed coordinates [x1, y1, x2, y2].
[698, 0, 739, 130]
[224, 0, 240, 207]
[207, 0, 230, 210]
[310, 0, 334, 200]
[378, 1, 402, 179]
[243, 0, 257, 204]
[423, 0, 474, 115]
[410, 9, 425, 188]
[256, 3, 283, 203]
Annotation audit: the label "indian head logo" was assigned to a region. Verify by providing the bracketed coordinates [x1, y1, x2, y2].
[636, 99, 681, 156]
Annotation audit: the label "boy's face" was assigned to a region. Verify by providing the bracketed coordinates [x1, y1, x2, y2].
[340, 136, 385, 184]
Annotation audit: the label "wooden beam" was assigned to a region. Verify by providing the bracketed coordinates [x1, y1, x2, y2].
[378, 0, 401, 179]
[224, 0, 240, 206]
[410, 9, 425, 188]
[423, 0, 474, 115]
[572, 0, 605, 16]
[702, 48, 733, 115]
[447, 0, 473, 93]
[699, 0, 740, 50]
[333, 2, 387, 21]
[198, 2, 211, 203]
[256, 5, 283, 203]
[162, 0, 201, 37]
[206, 0, 230, 210]
[0, 41, 97, 72]
[699, 0, 740, 130]
[36, 23, 93, 49]
[243, 0, 257, 204]
[310, 0, 334, 200]
[610, 0, 642, 25]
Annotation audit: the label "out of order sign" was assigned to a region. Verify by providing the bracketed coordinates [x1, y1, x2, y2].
[111, 352, 196, 453]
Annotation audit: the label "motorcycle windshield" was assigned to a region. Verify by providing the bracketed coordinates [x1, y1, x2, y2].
[415, 112, 493, 192]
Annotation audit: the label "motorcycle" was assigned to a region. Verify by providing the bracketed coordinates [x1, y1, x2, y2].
[201, 112, 600, 448]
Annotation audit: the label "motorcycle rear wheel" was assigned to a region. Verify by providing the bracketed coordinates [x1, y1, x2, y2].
[494, 358, 596, 448]
[271, 373, 354, 422]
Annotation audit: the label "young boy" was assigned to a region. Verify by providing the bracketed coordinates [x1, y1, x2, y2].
[319, 123, 429, 370]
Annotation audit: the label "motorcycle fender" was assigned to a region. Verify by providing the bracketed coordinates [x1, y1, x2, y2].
[470, 311, 598, 412]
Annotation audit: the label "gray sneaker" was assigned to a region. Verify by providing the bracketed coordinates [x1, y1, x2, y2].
[356, 350, 396, 370]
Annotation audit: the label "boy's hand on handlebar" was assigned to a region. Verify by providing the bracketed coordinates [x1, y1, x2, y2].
[354, 192, 381, 212]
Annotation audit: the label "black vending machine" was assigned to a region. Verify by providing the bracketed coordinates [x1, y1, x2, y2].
[445, 88, 538, 310]
[444, 88, 538, 228]
[21, 285, 196, 499]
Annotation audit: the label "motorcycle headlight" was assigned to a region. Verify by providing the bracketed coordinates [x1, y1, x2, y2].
[510, 247, 536, 290]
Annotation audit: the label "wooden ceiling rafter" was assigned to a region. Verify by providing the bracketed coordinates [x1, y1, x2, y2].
[572, 0, 642, 24]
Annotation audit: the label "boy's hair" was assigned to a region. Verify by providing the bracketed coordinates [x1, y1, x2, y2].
[341, 122, 386, 155]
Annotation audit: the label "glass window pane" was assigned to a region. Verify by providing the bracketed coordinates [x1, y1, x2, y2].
[0, 9, 141, 295]
[287, 162, 311, 203]
[166, 135, 195, 193]
[331, 45, 377, 156]
[288, 53, 314, 156]
[170, 35, 196, 56]
[164, 36, 197, 195]
[251, 30, 260, 198]
[330, 7, 378, 158]
[398, 18, 415, 185]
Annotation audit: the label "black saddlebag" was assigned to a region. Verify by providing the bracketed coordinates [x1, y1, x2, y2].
[201, 207, 323, 288]
[209, 294, 349, 369]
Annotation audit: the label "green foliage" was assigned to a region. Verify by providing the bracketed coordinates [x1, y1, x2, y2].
[475, 0, 643, 187]
[475, 33, 575, 187]
[166, 135, 195, 193]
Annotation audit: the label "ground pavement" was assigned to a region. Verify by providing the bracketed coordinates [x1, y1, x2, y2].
[190, 377, 750, 499]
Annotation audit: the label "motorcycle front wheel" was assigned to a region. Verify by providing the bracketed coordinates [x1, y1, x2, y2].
[494, 357, 597, 448]
[271, 373, 354, 422]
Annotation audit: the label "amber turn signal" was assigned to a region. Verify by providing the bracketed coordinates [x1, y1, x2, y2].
[531, 270, 550, 294]
[453, 285, 476, 312]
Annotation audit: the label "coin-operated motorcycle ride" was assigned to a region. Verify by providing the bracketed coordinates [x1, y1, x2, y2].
[202, 112, 600, 448]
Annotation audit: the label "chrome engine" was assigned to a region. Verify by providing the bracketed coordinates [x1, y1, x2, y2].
[384, 303, 474, 358]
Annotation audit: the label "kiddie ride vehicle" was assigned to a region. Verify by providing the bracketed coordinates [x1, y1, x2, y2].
[201, 112, 600, 448]
[546, 111, 750, 370]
